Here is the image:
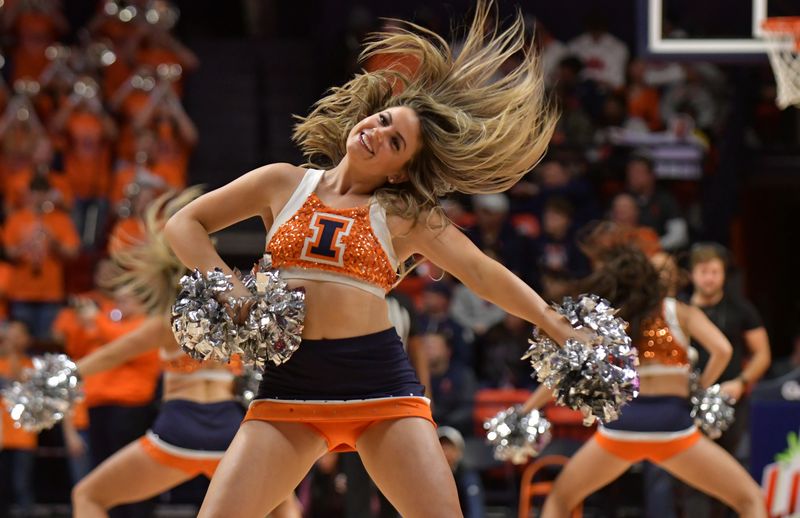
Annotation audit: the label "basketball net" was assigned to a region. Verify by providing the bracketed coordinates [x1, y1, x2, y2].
[761, 18, 800, 109]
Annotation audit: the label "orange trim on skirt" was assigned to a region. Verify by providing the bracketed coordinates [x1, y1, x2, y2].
[594, 429, 702, 463]
[139, 436, 222, 478]
[244, 397, 435, 452]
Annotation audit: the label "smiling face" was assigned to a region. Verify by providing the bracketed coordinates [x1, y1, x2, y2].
[346, 106, 421, 182]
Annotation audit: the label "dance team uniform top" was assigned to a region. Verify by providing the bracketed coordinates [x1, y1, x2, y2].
[594, 297, 702, 463]
[244, 169, 433, 452]
[139, 350, 244, 477]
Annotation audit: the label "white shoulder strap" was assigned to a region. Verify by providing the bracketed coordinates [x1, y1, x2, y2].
[662, 297, 689, 349]
[369, 201, 399, 270]
[265, 169, 324, 244]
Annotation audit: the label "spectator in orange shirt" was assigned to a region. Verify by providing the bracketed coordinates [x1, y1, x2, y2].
[608, 192, 662, 257]
[0, 91, 50, 184]
[3, 161, 74, 214]
[0, 320, 38, 516]
[2, 0, 68, 83]
[50, 76, 117, 248]
[109, 66, 157, 162]
[2, 175, 79, 339]
[109, 149, 168, 254]
[109, 129, 159, 207]
[0, 93, 73, 213]
[31, 43, 75, 125]
[132, 83, 197, 189]
[128, 19, 199, 98]
[86, 0, 148, 98]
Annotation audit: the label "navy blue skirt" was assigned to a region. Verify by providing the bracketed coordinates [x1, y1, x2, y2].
[603, 395, 694, 433]
[257, 328, 425, 401]
[150, 399, 244, 451]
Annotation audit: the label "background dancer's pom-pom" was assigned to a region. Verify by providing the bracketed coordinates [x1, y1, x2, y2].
[484, 406, 552, 464]
[523, 294, 639, 425]
[2, 354, 82, 432]
[690, 374, 735, 439]
[234, 363, 263, 406]
[171, 254, 305, 369]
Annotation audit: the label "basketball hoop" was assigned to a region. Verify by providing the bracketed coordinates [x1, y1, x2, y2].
[761, 17, 800, 109]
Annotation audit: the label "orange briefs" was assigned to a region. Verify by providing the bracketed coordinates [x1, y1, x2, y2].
[244, 397, 434, 453]
[139, 432, 223, 479]
[594, 428, 702, 463]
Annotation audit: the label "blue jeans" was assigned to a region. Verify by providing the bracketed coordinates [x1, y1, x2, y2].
[9, 301, 63, 340]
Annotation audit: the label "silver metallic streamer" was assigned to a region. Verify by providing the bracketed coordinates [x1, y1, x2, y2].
[689, 372, 735, 439]
[171, 254, 305, 369]
[523, 294, 639, 425]
[484, 406, 552, 464]
[2, 354, 82, 432]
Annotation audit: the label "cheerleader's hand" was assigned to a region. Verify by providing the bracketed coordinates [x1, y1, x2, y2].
[222, 296, 256, 325]
[719, 379, 745, 403]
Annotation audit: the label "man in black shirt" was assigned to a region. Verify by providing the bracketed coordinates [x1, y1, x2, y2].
[689, 244, 771, 424]
[676, 244, 771, 517]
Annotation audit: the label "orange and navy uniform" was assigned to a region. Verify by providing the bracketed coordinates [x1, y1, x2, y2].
[594, 297, 701, 462]
[245, 168, 432, 452]
[138, 350, 243, 478]
[265, 168, 398, 297]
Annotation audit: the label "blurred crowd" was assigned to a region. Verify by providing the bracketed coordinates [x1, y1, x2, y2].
[0, 2, 797, 517]
[0, 0, 201, 516]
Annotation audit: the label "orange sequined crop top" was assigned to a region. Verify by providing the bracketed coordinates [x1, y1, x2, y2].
[635, 297, 691, 375]
[265, 169, 399, 298]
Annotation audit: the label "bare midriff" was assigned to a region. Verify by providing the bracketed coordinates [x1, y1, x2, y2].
[160, 342, 236, 404]
[638, 372, 691, 398]
[287, 279, 393, 339]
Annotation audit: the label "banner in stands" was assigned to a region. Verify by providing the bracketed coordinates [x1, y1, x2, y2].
[751, 369, 800, 517]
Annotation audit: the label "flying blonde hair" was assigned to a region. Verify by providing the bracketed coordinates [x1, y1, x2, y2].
[293, 0, 557, 222]
[104, 187, 202, 315]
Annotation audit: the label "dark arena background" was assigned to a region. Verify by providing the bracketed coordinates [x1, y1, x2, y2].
[1, 0, 799, 516]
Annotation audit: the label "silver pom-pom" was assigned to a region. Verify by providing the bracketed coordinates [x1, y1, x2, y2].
[689, 374, 735, 439]
[234, 364, 263, 406]
[236, 255, 306, 369]
[2, 354, 82, 432]
[171, 268, 240, 363]
[171, 254, 305, 369]
[523, 294, 639, 425]
[484, 406, 552, 464]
